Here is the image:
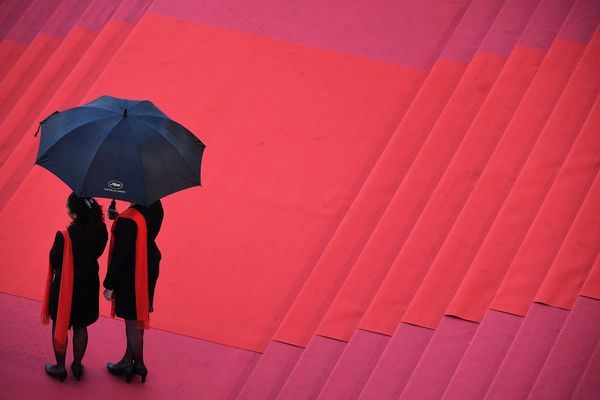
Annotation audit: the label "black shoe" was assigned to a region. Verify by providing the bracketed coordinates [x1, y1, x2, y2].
[71, 362, 84, 381]
[107, 362, 132, 377]
[45, 364, 67, 382]
[125, 363, 148, 383]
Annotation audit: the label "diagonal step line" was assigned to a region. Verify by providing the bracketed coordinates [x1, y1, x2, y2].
[0, 0, 119, 167]
[272, 0, 500, 348]
[321, 0, 566, 340]
[0, 0, 89, 123]
[0, 0, 61, 81]
[0, 0, 155, 213]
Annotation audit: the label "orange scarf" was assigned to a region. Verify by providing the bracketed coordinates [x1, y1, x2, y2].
[41, 229, 73, 352]
[108, 208, 150, 328]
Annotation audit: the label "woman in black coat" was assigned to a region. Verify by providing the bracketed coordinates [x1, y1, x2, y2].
[103, 200, 163, 383]
[44, 193, 108, 381]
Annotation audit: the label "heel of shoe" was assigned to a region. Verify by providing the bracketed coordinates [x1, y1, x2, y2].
[71, 362, 84, 381]
[135, 364, 148, 383]
[140, 370, 148, 383]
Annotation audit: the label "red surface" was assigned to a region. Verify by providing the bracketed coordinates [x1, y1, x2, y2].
[237, 341, 303, 400]
[271, 0, 497, 348]
[148, 0, 471, 69]
[357, 51, 507, 335]
[0, 27, 101, 165]
[370, 42, 545, 331]
[518, 0, 576, 50]
[357, 324, 433, 400]
[0, 40, 27, 82]
[489, 81, 600, 316]
[399, 317, 478, 400]
[441, 310, 522, 400]
[572, 335, 600, 399]
[316, 330, 389, 400]
[324, 40, 546, 337]
[477, 0, 540, 56]
[0, 0, 62, 81]
[0, 1, 119, 165]
[2, 0, 60, 44]
[440, 0, 505, 63]
[39, 0, 90, 38]
[528, 296, 600, 399]
[277, 335, 345, 400]
[0, 293, 259, 399]
[484, 303, 567, 400]
[0, 34, 63, 123]
[581, 253, 600, 300]
[1, 1, 597, 398]
[283, 0, 510, 344]
[77, 0, 120, 31]
[444, 33, 600, 324]
[0, 0, 32, 40]
[535, 142, 600, 310]
[0, 14, 418, 352]
[0, 20, 137, 213]
[273, 59, 455, 346]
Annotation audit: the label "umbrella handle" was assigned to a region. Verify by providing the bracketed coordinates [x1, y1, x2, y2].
[107, 199, 118, 220]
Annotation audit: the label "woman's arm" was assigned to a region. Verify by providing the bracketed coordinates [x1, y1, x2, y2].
[103, 218, 135, 290]
[49, 231, 64, 270]
[95, 224, 109, 258]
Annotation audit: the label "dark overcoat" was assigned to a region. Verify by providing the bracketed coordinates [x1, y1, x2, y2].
[103, 201, 163, 320]
[50, 222, 108, 328]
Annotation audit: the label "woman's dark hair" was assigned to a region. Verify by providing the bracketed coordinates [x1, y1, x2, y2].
[67, 192, 104, 235]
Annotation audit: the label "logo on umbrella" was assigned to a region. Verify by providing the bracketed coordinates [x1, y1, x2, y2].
[105, 180, 126, 194]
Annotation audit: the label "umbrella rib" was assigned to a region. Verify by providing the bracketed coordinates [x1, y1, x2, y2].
[38, 116, 119, 162]
[129, 119, 199, 200]
[125, 120, 152, 204]
[73, 119, 125, 195]
[132, 117, 202, 177]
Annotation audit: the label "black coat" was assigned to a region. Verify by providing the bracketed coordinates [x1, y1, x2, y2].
[49, 222, 108, 328]
[103, 201, 163, 320]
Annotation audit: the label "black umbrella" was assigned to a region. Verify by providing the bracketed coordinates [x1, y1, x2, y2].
[35, 95, 205, 206]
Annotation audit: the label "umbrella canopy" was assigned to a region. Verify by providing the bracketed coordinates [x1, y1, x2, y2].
[35, 95, 205, 206]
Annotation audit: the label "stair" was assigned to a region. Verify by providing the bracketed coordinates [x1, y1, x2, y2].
[0, 1, 598, 399]
[0, 0, 153, 211]
[0, 0, 57, 81]
[0, 0, 89, 122]
[0, 0, 120, 166]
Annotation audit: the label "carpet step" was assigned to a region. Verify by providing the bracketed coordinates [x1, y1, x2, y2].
[0, 0, 90, 123]
[273, 0, 503, 348]
[0, 0, 120, 165]
[0, 0, 58, 81]
[0, 0, 153, 212]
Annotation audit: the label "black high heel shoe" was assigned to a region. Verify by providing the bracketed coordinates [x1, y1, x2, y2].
[107, 362, 132, 377]
[45, 364, 67, 382]
[126, 364, 148, 383]
[71, 362, 84, 381]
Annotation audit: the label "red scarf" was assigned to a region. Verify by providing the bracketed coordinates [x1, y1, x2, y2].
[41, 229, 73, 352]
[108, 208, 150, 328]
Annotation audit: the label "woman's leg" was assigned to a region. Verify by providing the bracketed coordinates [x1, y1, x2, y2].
[125, 319, 145, 367]
[112, 320, 133, 367]
[46, 321, 67, 380]
[72, 327, 88, 366]
[50, 321, 66, 370]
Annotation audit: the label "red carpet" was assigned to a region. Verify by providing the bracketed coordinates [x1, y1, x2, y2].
[1, 0, 599, 398]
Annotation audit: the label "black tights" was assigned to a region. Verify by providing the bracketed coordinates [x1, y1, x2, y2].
[51, 322, 88, 369]
[115, 320, 145, 368]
